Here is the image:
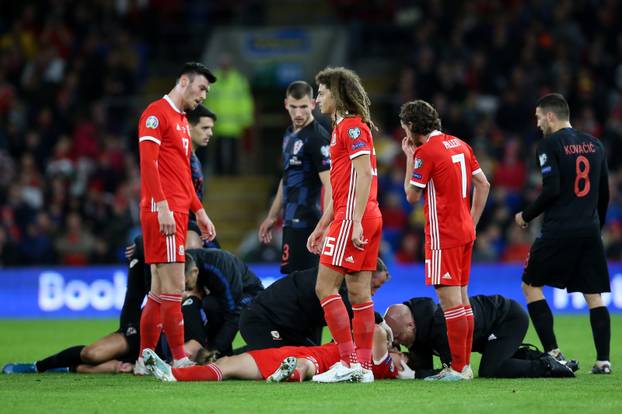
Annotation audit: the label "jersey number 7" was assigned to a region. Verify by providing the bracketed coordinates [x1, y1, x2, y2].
[451, 153, 467, 198]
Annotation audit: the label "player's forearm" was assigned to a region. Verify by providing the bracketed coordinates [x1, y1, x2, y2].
[322, 180, 333, 213]
[522, 185, 559, 222]
[316, 200, 334, 231]
[471, 181, 490, 228]
[353, 164, 372, 222]
[190, 193, 203, 213]
[403, 157, 414, 195]
[267, 180, 284, 219]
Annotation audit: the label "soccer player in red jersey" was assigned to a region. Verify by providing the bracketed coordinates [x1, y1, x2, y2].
[135, 62, 218, 373]
[306, 67, 382, 383]
[400, 100, 490, 381]
[143, 324, 406, 382]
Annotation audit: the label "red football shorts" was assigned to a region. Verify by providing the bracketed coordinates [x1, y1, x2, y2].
[424, 241, 473, 286]
[320, 217, 382, 274]
[140, 210, 188, 264]
[247, 344, 339, 379]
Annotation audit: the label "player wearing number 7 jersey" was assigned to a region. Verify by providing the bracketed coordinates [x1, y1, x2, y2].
[400, 100, 490, 381]
[515, 93, 612, 375]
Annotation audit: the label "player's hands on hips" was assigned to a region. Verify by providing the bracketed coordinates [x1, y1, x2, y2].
[156, 201, 176, 236]
[514, 212, 528, 229]
[258, 216, 276, 244]
[196, 209, 216, 241]
[351, 220, 368, 251]
[401, 137, 415, 158]
[307, 226, 325, 255]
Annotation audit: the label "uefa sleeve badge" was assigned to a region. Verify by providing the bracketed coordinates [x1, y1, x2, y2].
[145, 115, 159, 129]
[348, 127, 361, 139]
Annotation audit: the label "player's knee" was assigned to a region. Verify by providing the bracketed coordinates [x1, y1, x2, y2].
[584, 293, 604, 309]
[80, 346, 101, 365]
[348, 291, 371, 305]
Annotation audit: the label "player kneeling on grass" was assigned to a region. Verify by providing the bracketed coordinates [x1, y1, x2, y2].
[144, 323, 411, 383]
[384, 295, 575, 380]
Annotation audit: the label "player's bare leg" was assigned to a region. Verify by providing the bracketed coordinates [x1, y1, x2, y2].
[76, 360, 133, 374]
[584, 293, 611, 374]
[80, 332, 129, 365]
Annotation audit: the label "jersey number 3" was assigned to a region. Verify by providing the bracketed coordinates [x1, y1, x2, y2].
[574, 155, 590, 197]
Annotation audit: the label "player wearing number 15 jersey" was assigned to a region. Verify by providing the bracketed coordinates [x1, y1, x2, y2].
[515, 93, 612, 375]
[401, 100, 490, 381]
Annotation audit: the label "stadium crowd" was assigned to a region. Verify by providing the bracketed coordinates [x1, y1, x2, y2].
[1, 0, 622, 267]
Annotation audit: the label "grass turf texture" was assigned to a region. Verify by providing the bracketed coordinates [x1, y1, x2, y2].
[0, 316, 620, 414]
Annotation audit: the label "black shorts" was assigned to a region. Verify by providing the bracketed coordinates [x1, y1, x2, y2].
[281, 227, 319, 274]
[117, 324, 140, 362]
[522, 236, 610, 294]
[239, 304, 320, 350]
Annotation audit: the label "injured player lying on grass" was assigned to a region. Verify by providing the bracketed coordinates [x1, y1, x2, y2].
[144, 322, 413, 383]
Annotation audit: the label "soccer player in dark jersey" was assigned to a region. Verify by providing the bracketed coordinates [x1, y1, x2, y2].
[385, 295, 574, 379]
[181, 247, 264, 362]
[186, 104, 221, 248]
[258, 81, 331, 274]
[515, 93, 611, 374]
[238, 258, 389, 351]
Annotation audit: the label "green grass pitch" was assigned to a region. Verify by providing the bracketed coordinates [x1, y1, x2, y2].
[0, 316, 620, 414]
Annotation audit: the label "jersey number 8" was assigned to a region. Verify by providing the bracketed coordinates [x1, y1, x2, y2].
[574, 155, 590, 198]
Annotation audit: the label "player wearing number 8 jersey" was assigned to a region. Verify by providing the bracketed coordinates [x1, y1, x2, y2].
[515, 93, 612, 374]
[400, 100, 490, 381]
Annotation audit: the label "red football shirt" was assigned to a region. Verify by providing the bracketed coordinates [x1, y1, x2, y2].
[138, 95, 201, 213]
[329, 116, 381, 221]
[409, 131, 481, 249]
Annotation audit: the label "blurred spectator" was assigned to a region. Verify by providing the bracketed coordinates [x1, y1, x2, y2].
[55, 212, 96, 266]
[207, 54, 254, 175]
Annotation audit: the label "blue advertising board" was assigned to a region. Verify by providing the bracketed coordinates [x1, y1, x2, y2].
[0, 264, 620, 319]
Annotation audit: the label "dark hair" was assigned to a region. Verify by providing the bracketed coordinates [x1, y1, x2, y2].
[184, 252, 197, 275]
[187, 104, 217, 125]
[177, 62, 217, 84]
[315, 66, 377, 130]
[286, 80, 313, 99]
[376, 257, 387, 274]
[399, 100, 441, 135]
[536, 93, 570, 120]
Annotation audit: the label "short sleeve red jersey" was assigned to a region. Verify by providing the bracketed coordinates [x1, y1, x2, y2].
[409, 131, 482, 249]
[138, 95, 199, 213]
[329, 116, 381, 221]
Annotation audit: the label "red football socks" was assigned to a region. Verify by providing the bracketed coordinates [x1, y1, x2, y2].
[352, 301, 375, 370]
[160, 293, 186, 361]
[172, 363, 223, 381]
[139, 292, 162, 354]
[321, 294, 356, 366]
[464, 305, 474, 365]
[444, 305, 468, 372]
